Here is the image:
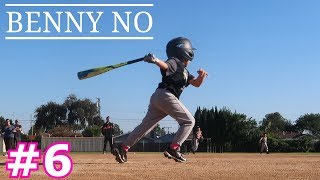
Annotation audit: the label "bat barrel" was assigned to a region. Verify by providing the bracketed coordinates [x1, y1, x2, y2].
[77, 57, 144, 80]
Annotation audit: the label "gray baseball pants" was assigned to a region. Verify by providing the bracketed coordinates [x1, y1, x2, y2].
[191, 138, 200, 151]
[123, 88, 195, 148]
[261, 142, 269, 152]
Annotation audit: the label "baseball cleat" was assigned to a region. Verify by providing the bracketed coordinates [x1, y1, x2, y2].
[164, 147, 186, 162]
[112, 146, 127, 163]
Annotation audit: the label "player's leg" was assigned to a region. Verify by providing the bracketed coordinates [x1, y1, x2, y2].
[158, 90, 195, 147]
[191, 138, 197, 153]
[194, 139, 200, 152]
[4, 137, 14, 156]
[112, 90, 167, 163]
[13, 137, 17, 149]
[3, 137, 10, 156]
[103, 137, 107, 154]
[107, 137, 114, 154]
[109, 137, 114, 151]
[16, 137, 21, 149]
[122, 107, 167, 148]
[113, 110, 166, 163]
[181, 142, 188, 154]
[260, 143, 265, 153]
[158, 89, 195, 162]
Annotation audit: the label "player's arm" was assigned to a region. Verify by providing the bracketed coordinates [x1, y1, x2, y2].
[189, 68, 208, 87]
[155, 59, 169, 70]
[144, 53, 168, 70]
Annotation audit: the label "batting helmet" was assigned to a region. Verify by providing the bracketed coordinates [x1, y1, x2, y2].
[166, 37, 196, 61]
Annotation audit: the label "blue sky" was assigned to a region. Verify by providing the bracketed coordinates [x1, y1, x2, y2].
[1, 0, 320, 133]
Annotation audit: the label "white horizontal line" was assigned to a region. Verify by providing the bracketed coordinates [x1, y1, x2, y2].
[5, 4, 154, 7]
[5, 37, 154, 40]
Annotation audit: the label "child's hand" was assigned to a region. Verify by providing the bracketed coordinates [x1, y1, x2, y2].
[197, 68, 208, 77]
[144, 53, 158, 64]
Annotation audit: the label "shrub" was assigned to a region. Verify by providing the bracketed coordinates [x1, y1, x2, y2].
[48, 125, 82, 137]
[82, 125, 101, 137]
[314, 141, 320, 152]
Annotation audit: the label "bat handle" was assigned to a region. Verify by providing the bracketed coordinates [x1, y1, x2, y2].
[127, 57, 145, 64]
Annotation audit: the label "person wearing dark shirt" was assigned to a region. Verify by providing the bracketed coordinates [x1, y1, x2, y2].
[1, 119, 15, 156]
[13, 119, 22, 149]
[101, 116, 114, 154]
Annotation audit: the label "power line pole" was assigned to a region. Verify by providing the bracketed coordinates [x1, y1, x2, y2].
[96, 98, 101, 117]
[30, 114, 33, 135]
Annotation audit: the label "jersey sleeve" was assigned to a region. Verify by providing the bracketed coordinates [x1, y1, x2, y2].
[186, 70, 195, 86]
[165, 59, 178, 76]
[188, 72, 195, 82]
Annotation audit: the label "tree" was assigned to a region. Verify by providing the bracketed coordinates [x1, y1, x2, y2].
[93, 116, 104, 127]
[260, 112, 293, 133]
[0, 116, 6, 126]
[154, 124, 166, 136]
[195, 106, 260, 152]
[295, 113, 320, 137]
[33, 94, 121, 135]
[63, 94, 101, 129]
[28, 125, 35, 135]
[34, 101, 67, 132]
[113, 123, 123, 136]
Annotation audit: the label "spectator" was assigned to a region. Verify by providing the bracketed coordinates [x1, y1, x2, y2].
[191, 126, 203, 154]
[1, 119, 15, 156]
[101, 116, 114, 154]
[259, 132, 269, 154]
[13, 119, 22, 149]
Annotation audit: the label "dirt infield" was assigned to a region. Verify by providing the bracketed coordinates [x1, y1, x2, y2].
[1, 152, 320, 180]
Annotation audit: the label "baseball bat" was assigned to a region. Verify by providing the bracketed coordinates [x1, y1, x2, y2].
[77, 57, 144, 80]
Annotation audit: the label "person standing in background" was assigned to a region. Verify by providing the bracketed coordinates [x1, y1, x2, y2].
[191, 126, 203, 154]
[1, 119, 15, 156]
[102, 116, 114, 154]
[13, 119, 22, 149]
[259, 132, 269, 154]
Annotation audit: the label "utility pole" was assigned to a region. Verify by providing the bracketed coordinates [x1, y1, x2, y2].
[30, 114, 33, 135]
[96, 98, 101, 117]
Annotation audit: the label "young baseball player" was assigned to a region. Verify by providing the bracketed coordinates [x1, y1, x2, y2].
[112, 37, 208, 163]
[191, 126, 203, 154]
[259, 132, 269, 154]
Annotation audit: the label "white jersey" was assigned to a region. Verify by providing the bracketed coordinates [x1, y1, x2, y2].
[260, 136, 267, 144]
